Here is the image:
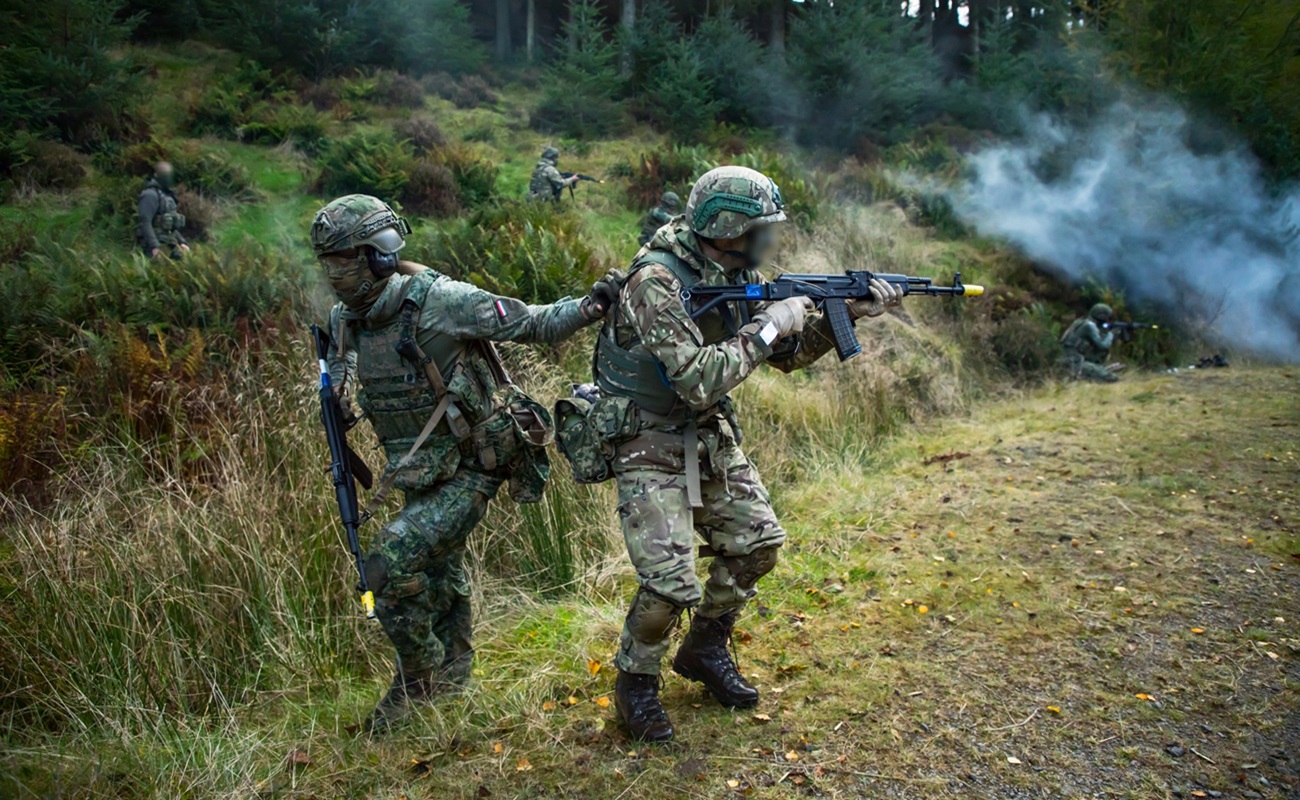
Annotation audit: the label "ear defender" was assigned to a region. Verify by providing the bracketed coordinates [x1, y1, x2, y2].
[367, 247, 399, 279]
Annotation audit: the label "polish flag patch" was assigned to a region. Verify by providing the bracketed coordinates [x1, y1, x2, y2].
[494, 299, 508, 320]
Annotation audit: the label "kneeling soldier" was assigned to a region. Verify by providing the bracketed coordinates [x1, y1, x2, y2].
[593, 167, 903, 741]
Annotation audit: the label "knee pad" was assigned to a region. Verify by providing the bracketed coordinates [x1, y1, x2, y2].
[727, 544, 781, 590]
[624, 588, 687, 644]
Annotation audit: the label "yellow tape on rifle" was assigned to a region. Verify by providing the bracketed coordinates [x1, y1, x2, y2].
[361, 591, 377, 619]
[964, 285, 985, 297]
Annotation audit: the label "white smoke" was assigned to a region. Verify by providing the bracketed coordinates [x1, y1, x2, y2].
[950, 101, 1300, 361]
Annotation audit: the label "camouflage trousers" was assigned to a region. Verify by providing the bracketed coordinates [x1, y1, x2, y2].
[364, 468, 503, 680]
[1063, 352, 1119, 383]
[612, 423, 785, 675]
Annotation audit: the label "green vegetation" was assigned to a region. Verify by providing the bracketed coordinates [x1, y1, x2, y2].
[0, 0, 1296, 795]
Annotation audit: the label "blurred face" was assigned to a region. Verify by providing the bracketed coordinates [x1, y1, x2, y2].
[156, 163, 175, 188]
[744, 223, 782, 267]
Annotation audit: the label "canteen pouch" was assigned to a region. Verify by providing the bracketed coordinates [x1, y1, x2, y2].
[554, 391, 639, 485]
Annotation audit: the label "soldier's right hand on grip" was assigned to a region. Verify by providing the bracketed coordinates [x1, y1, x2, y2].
[760, 296, 816, 339]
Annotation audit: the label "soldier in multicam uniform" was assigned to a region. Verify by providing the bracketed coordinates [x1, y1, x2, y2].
[310, 194, 624, 733]
[593, 166, 904, 741]
[1061, 303, 1120, 383]
[527, 146, 579, 202]
[136, 161, 190, 259]
[637, 191, 681, 246]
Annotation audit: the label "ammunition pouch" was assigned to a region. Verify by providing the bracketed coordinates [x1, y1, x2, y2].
[554, 391, 640, 484]
[462, 387, 553, 503]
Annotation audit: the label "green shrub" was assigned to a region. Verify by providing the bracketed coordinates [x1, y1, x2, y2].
[532, 0, 624, 139]
[390, 0, 485, 76]
[730, 149, 822, 229]
[397, 114, 447, 154]
[693, 10, 795, 130]
[407, 202, 602, 304]
[315, 129, 414, 200]
[403, 159, 460, 218]
[422, 73, 498, 109]
[372, 70, 426, 108]
[240, 104, 330, 153]
[444, 148, 499, 209]
[11, 139, 89, 192]
[624, 145, 717, 210]
[186, 61, 286, 140]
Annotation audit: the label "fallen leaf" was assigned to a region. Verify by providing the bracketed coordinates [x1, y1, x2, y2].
[287, 749, 311, 768]
[1190, 792, 1207, 798]
[1135, 693, 1155, 701]
[515, 759, 532, 772]
[1007, 756, 1022, 765]
[595, 696, 611, 708]
[918, 605, 929, 614]
[587, 659, 602, 676]
[409, 759, 432, 777]
[785, 750, 801, 762]
[726, 779, 740, 789]
[567, 696, 579, 706]
[1046, 706, 1061, 714]
[752, 714, 772, 723]
[492, 742, 503, 754]
[541, 700, 557, 712]
[477, 787, 492, 798]
[1190, 627, 1205, 634]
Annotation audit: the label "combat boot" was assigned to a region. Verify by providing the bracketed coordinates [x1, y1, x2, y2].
[672, 613, 759, 708]
[364, 667, 436, 735]
[614, 670, 675, 743]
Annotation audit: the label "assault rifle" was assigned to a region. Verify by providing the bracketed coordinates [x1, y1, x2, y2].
[559, 171, 603, 200]
[683, 271, 985, 361]
[311, 324, 377, 619]
[1101, 320, 1158, 342]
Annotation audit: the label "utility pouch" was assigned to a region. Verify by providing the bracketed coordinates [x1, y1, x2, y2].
[554, 387, 640, 485]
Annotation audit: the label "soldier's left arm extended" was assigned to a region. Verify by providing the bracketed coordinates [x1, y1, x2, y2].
[425, 278, 591, 345]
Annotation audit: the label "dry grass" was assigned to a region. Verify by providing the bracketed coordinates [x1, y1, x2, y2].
[3, 362, 1296, 799]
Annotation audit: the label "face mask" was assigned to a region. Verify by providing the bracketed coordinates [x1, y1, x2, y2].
[323, 253, 388, 313]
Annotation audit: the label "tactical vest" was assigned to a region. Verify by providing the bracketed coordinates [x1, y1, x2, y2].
[528, 161, 558, 201]
[593, 250, 743, 420]
[144, 185, 185, 241]
[337, 271, 553, 503]
[1061, 318, 1106, 361]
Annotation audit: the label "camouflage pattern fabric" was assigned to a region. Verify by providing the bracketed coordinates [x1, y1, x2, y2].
[613, 424, 784, 674]
[528, 160, 566, 202]
[605, 218, 846, 675]
[637, 205, 675, 246]
[684, 166, 785, 239]
[1060, 317, 1118, 383]
[326, 264, 595, 684]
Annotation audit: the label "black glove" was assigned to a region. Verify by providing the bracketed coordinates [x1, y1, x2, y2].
[583, 268, 627, 319]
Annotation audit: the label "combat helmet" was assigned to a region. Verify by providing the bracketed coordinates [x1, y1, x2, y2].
[661, 191, 681, 211]
[1089, 303, 1113, 323]
[311, 194, 411, 311]
[685, 166, 786, 241]
[541, 146, 559, 164]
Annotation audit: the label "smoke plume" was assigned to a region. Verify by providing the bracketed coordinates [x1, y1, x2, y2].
[950, 102, 1300, 361]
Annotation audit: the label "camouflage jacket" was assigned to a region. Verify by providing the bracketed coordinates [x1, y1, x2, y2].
[527, 160, 565, 201]
[637, 206, 675, 245]
[328, 265, 590, 490]
[1061, 317, 1113, 363]
[605, 218, 840, 416]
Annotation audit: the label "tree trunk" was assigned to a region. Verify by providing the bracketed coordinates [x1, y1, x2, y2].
[769, 0, 785, 54]
[495, 0, 513, 62]
[620, 0, 635, 77]
[526, 0, 536, 63]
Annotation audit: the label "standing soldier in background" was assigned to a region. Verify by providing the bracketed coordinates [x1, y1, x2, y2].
[527, 146, 579, 202]
[310, 194, 624, 734]
[1061, 303, 1121, 383]
[591, 167, 903, 742]
[637, 191, 681, 246]
[135, 161, 190, 259]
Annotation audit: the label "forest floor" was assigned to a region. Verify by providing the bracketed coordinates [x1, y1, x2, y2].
[10, 366, 1296, 800]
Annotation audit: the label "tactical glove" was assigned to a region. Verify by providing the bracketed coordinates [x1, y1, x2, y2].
[583, 268, 627, 319]
[757, 296, 816, 344]
[847, 277, 904, 320]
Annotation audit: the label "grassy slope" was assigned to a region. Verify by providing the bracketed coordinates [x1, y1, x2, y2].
[7, 367, 1296, 799]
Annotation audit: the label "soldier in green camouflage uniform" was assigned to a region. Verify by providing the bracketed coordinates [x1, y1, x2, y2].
[136, 162, 190, 259]
[527, 146, 578, 202]
[637, 191, 681, 246]
[1061, 303, 1120, 383]
[593, 167, 904, 741]
[311, 194, 624, 733]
